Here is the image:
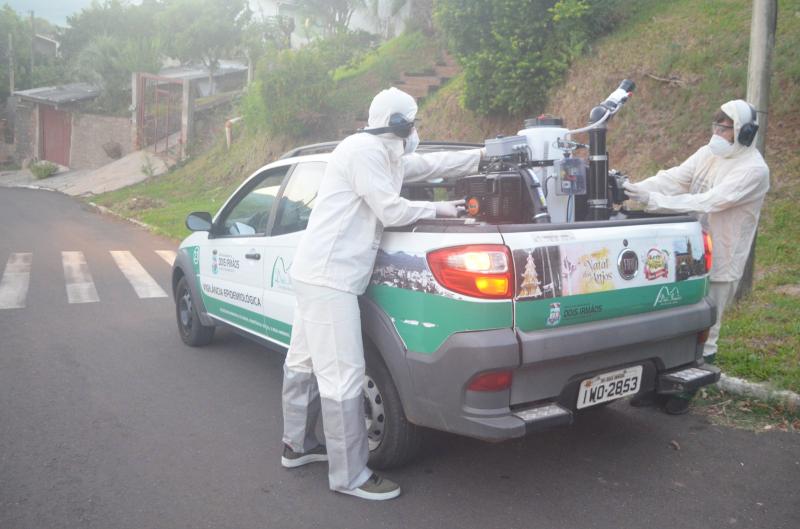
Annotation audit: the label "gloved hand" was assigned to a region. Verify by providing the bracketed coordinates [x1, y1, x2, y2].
[623, 181, 650, 205]
[435, 199, 465, 218]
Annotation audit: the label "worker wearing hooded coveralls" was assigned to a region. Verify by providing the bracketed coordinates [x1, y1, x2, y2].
[624, 99, 770, 362]
[282, 87, 482, 497]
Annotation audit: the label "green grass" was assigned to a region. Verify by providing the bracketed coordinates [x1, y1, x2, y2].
[694, 386, 799, 432]
[93, 133, 287, 240]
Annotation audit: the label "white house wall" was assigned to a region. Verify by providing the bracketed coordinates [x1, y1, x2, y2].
[252, 0, 409, 46]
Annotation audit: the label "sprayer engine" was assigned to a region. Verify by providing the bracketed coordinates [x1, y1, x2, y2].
[459, 80, 635, 224]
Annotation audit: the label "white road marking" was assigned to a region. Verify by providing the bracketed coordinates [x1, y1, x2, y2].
[62, 251, 100, 304]
[0, 253, 32, 309]
[110, 251, 168, 299]
[155, 250, 176, 266]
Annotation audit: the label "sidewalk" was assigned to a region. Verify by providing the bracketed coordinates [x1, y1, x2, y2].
[0, 150, 167, 197]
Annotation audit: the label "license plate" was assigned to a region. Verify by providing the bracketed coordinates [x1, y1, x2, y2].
[577, 366, 643, 409]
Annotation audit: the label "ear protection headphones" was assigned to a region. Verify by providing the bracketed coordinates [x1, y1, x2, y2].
[738, 104, 759, 147]
[363, 113, 415, 138]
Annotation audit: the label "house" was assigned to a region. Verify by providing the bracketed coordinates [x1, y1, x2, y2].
[157, 61, 248, 98]
[253, 0, 411, 46]
[12, 82, 133, 169]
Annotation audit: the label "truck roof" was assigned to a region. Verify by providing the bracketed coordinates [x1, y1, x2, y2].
[279, 140, 484, 160]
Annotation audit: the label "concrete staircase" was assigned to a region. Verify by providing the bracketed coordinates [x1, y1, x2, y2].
[348, 53, 460, 135]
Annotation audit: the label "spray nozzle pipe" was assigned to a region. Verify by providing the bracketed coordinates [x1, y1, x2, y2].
[566, 79, 636, 136]
[602, 79, 636, 110]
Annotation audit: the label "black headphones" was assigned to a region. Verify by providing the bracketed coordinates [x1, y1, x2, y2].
[363, 113, 415, 139]
[738, 104, 759, 147]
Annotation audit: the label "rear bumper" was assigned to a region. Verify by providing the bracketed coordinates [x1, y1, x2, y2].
[509, 362, 720, 434]
[402, 299, 717, 441]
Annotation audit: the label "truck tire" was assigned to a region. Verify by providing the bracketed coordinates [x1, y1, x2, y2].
[364, 347, 422, 469]
[175, 276, 215, 346]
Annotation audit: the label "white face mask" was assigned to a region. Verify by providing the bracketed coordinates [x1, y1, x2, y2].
[708, 134, 735, 157]
[403, 129, 419, 155]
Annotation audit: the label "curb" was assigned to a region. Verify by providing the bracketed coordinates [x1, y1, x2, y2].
[718, 373, 800, 409]
[0, 183, 59, 192]
[88, 201, 160, 232]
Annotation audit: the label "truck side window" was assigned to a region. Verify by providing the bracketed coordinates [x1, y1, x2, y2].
[272, 162, 326, 236]
[218, 167, 289, 237]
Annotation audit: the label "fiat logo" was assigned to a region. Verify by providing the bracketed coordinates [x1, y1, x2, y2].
[618, 249, 639, 280]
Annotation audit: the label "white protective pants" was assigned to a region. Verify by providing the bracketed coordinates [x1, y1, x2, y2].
[704, 280, 739, 358]
[281, 280, 372, 492]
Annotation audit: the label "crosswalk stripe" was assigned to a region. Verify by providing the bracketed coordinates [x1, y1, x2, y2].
[0, 253, 32, 309]
[110, 251, 168, 299]
[62, 251, 100, 304]
[155, 250, 176, 266]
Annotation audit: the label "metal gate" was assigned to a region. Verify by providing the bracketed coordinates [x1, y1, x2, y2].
[136, 73, 184, 159]
[39, 104, 71, 166]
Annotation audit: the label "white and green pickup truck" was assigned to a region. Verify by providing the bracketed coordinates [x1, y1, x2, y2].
[172, 84, 719, 467]
[171, 143, 718, 468]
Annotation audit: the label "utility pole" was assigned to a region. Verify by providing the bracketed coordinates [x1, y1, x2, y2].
[738, 0, 778, 301]
[747, 0, 777, 155]
[8, 33, 14, 94]
[30, 11, 35, 78]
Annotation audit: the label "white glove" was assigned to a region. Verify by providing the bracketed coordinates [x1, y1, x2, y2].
[435, 199, 465, 218]
[623, 181, 650, 205]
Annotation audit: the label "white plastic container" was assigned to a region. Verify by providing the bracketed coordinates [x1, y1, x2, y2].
[517, 118, 571, 222]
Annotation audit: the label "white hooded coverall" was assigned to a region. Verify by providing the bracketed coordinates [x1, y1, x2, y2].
[282, 87, 481, 492]
[630, 99, 770, 357]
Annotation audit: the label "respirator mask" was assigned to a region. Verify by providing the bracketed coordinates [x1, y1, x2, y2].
[404, 129, 419, 155]
[708, 134, 735, 157]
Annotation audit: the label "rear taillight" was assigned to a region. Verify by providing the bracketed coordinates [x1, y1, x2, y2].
[698, 328, 710, 344]
[467, 370, 513, 392]
[703, 231, 713, 273]
[427, 244, 514, 299]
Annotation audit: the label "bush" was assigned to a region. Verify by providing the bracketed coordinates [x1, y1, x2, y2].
[254, 48, 334, 138]
[242, 31, 376, 137]
[30, 160, 59, 179]
[435, 0, 646, 116]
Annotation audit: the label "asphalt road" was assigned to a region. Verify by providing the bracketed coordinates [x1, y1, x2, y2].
[1, 188, 798, 529]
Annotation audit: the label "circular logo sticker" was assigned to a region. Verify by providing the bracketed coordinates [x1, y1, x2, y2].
[617, 248, 639, 280]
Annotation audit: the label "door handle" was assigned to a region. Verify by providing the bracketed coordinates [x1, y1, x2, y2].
[245, 252, 261, 260]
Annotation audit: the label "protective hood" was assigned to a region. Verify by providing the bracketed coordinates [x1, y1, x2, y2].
[719, 99, 758, 158]
[366, 87, 418, 130]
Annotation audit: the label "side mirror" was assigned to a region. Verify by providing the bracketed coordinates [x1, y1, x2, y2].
[186, 212, 213, 232]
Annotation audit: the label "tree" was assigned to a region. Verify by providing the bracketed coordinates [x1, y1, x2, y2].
[296, 0, 364, 36]
[60, 0, 165, 61]
[159, 0, 252, 93]
[435, 0, 636, 115]
[74, 35, 162, 112]
[1, 6, 65, 102]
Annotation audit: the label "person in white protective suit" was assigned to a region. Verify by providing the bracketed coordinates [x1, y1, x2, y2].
[624, 99, 770, 414]
[280, 87, 483, 500]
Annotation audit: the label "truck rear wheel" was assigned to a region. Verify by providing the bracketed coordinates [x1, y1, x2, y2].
[364, 347, 422, 469]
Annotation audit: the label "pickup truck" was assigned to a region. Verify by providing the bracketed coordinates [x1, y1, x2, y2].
[172, 137, 720, 469]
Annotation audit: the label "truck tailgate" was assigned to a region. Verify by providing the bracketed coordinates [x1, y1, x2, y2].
[500, 218, 712, 404]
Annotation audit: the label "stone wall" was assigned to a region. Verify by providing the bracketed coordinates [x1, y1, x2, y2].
[13, 99, 36, 164]
[69, 113, 133, 170]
